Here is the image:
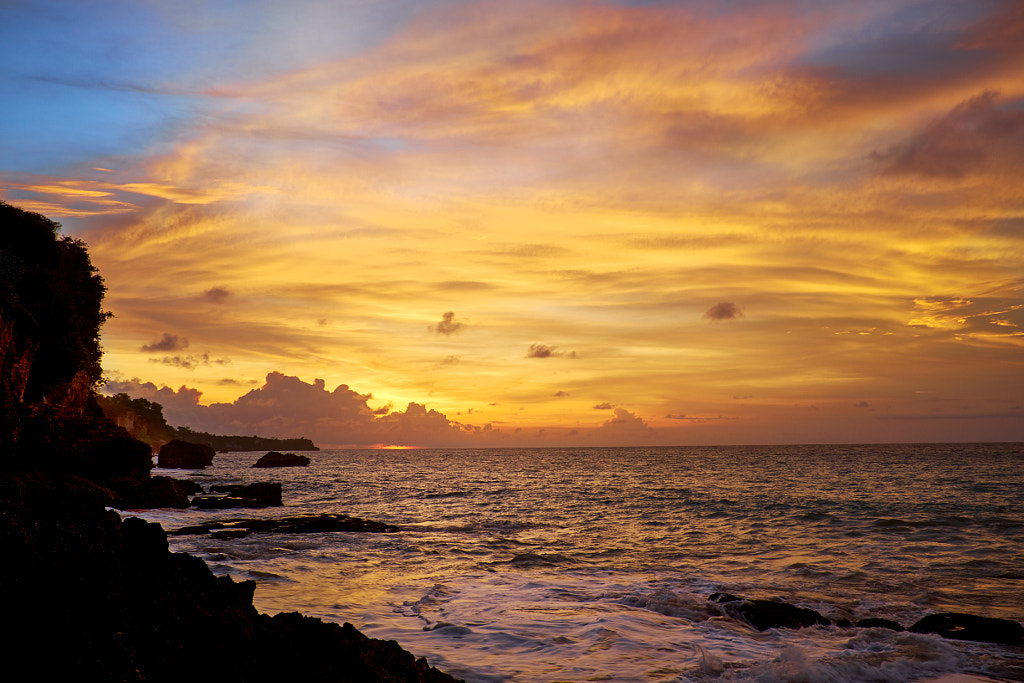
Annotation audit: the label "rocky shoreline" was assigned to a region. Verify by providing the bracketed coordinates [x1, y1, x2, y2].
[1, 202, 461, 681]
[0, 466, 462, 682]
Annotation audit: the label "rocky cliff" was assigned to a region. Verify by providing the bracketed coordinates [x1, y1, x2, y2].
[0, 202, 461, 682]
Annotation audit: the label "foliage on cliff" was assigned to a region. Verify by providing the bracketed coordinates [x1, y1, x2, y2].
[1, 201, 111, 455]
[0, 201, 109, 401]
[96, 392, 179, 447]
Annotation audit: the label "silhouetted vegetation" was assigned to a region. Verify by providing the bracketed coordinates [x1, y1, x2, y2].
[95, 392, 178, 446]
[0, 201, 109, 402]
[95, 392, 318, 451]
[176, 426, 318, 452]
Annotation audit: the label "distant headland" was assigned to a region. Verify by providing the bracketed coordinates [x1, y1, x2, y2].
[97, 391, 319, 452]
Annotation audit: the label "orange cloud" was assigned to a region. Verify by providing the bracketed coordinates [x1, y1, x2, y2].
[12, 0, 1019, 444]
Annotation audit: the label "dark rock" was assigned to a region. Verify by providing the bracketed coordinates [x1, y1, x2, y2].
[109, 475, 193, 509]
[171, 512, 400, 536]
[212, 529, 250, 540]
[157, 439, 215, 469]
[1, 470, 460, 682]
[910, 612, 1024, 646]
[15, 405, 153, 480]
[192, 482, 282, 509]
[254, 612, 457, 682]
[856, 617, 905, 631]
[192, 495, 248, 509]
[708, 593, 830, 631]
[252, 451, 311, 468]
[173, 479, 204, 495]
[835, 618, 853, 628]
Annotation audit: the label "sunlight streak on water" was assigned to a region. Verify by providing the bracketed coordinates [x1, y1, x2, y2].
[139, 444, 1024, 682]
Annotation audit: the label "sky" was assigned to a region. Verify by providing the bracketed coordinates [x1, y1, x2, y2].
[2, 0, 1023, 448]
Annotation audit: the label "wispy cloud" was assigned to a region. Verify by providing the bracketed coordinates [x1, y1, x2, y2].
[7, 0, 1024, 444]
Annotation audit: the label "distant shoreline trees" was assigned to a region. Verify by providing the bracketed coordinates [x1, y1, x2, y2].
[97, 392, 318, 452]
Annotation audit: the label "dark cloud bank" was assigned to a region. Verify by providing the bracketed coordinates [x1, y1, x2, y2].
[141, 332, 188, 352]
[431, 311, 464, 335]
[703, 302, 744, 320]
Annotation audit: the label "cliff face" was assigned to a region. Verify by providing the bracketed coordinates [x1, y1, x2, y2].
[1, 201, 110, 457]
[0, 203, 463, 682]
[96, 392, 179, 451]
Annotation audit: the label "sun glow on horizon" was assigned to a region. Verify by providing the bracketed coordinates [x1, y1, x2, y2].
[3, 0, 1023, 446]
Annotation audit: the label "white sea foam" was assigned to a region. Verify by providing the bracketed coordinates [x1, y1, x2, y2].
[136, 444, 1024, 682]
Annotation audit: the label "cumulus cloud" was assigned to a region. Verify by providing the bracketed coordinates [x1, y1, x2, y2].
[104, 372, 673, 448]
[526, 344, 575, 359]
[585, 408, 658, 444]
[527, 344, 555, 358]
[204, 287, 231, 303]
[105, 372, 468, 447]
[872, 91, 1024, 178]
[593, 402, 613, 410]
[431, 311, 464, 335]
[141, 332, 188, 352]
[703, 302, 744, 320]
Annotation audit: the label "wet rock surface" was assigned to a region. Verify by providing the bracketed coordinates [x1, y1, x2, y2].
[708, 593, 1024, 646]
[191, 482, 283, 509]
[252, 450, 311, 468]
[0, 471, 458, 682]
[157, 439, 215, 469]
[709, 592, 831, 631]
[910, 612, 1024, 646]
[855, 617, 905, 631]
[172, 512, 401, 537]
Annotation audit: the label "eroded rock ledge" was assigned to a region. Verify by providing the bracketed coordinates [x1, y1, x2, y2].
[172, 513, 401, 538]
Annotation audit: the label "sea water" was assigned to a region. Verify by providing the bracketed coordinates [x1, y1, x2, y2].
[137, 444, 1024, 682]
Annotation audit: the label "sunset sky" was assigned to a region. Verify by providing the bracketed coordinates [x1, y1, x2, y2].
[2, 0, 1023, 447]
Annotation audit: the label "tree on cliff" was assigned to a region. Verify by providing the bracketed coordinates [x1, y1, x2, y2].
[0, 201, 110, 404]
[96, 392, 179, 448]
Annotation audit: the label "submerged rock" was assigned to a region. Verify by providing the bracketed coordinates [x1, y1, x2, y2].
[709, 593, 830, 631]
[191, 482, 282, 509]
[910, 612, 1024, 646]
[157, 439, 215, 469]
[856, 617, 905, 631]
[172, 512, 400, 536]
[252, 451, 311, 468]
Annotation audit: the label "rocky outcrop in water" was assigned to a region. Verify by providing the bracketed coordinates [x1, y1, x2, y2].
[855, 617, 905, 631]
[708, 593, 1024, 647]
[709, 592, 831, 630]
[172, 512, 400, 537]
[158, 439, 216, 469]
[191, 482, 283, 509]
[910, 612, 1024, 646]
[252, 450, 311, 467]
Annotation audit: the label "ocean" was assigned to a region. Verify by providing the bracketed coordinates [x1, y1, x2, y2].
[137, 443, 1024, 682]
